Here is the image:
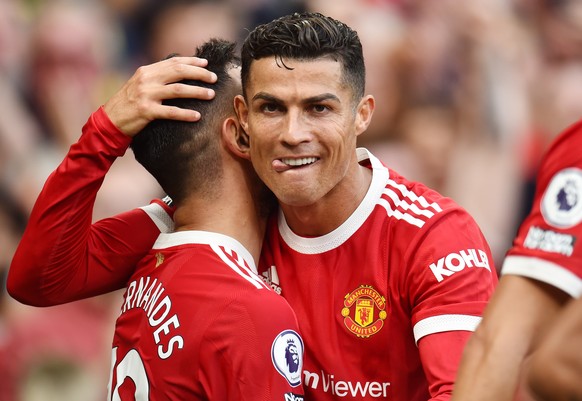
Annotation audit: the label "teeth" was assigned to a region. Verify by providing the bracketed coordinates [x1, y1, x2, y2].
[281, 157, 318, 166]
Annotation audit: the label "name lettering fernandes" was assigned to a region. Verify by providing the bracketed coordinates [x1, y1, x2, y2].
[121, 276, 184, 359]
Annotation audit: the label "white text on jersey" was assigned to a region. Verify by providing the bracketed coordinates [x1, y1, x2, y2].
[303, 370, 390, 398]
[121, 276, 184, 359]
[429, 249, 491, 282]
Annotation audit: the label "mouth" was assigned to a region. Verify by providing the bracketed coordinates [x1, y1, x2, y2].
[272, 156, 319, 172]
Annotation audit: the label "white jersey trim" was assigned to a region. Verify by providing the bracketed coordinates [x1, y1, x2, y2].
[139, 203, 175, 233]
[502, 255, 582, 298]
[277, 148, 389, 254]
[380, 179, 442, 229]
[413, 314, 481, 345]
[153, 230, 259, 275]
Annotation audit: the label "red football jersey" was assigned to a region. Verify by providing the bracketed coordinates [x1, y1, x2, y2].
[502, 119, 582, 296]
[108, 231, 304, 400]
[9, 110, 496, 400]
[258, 149, 498, 401]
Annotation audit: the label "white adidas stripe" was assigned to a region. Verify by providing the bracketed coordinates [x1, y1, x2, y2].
[383, 188, 436, 219]
[386, 179, 442, 213]
[378, 198, 426, 228]
[379, 179, 443, 227]
[211, 244, 268, 290]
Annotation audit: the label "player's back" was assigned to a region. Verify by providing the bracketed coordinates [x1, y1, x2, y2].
[109, 230, 305, 400]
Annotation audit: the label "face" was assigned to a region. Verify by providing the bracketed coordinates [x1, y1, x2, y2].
[235, 57, 373, 208]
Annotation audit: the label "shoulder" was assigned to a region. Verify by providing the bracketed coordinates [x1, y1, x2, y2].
[535, 119, 582, 230]
[382, 167, 470, 233]
[538, 119, 582, 189]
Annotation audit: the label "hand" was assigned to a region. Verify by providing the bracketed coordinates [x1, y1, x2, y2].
[103, 56, 217, 137]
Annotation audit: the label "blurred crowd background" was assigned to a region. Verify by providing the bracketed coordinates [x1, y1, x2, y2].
[1, 0, 581, 399]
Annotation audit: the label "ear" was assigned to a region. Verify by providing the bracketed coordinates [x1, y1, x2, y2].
[355, 95, 375, 138]
[234, 94, 250, 134]
[222, 116, 251, 160]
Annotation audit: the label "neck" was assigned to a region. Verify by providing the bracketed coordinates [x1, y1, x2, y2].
[281, 163, 372, 237]
[172, 162, 269, 264]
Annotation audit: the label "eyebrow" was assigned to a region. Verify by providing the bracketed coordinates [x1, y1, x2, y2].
[252, 92, 341, 104]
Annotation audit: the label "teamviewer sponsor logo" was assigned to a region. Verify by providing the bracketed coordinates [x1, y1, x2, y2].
[429, 249, 491, 282]
[303, 370, 391, 398]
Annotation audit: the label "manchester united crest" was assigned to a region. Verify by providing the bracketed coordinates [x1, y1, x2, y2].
[341, 285, 387, 338]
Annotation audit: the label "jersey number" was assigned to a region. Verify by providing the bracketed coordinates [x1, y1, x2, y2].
[108, 347, 150, 400]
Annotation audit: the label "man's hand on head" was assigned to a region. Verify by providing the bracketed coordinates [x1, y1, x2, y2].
[103, 56, 217, 137]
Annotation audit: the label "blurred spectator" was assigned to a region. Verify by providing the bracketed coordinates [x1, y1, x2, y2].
[119, 0, 249, 67]
[3, 0, 582, 399]
[307, 0, 406, 144]
[0, 1, 158, 400]
[16, 0, 162, 219]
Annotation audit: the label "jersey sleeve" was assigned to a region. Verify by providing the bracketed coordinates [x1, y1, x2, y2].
[7, 107, 172, 306]
[405, 208, 498, 340]
[199, 291, 305, 400]
[401, 207, 498, 399]
[501, 119, 582, 297]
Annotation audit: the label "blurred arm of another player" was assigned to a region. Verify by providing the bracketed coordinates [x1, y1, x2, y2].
[7, 56, 216, 306]
[451, 275, 569, 401]
[527, 294, 582, 401]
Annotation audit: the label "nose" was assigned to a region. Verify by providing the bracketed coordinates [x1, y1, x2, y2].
[280, 109, 312, 146]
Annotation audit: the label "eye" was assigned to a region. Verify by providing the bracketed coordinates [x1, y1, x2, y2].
[260, 102, 281, 113]
[311, 104, 329, 113]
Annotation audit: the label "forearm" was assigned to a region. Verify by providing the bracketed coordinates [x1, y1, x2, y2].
[527, 296, 582, 401]
[7, 108, 160, 305]
[451, 276, 568, 401]
[451, 324, 525, 401]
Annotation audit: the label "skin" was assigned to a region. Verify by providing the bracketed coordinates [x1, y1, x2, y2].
[103, 58, 267, 263]
[234, 56, 375, 237]
[452, 274, 570, 401]
[527, 295, 582, 401]
[234, 53, 479, 399]
[104, 56, 217, 136]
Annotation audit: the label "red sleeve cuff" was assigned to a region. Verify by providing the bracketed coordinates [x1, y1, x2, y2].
[88, 106, 133, 156]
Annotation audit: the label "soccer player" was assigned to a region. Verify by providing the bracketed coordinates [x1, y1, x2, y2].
[230, 12, 496, 401]
[14, 39, 306, 400]
[452, 119, 582, 401]
[9, 13, 497, 401]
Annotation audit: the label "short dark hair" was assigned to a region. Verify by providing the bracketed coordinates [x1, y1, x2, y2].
[130, 38, 240, 204]
[240, 12, 366, 102]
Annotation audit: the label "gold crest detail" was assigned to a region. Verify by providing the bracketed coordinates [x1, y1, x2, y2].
[155, 252, 165, 267]
[342, 285, 386, 338]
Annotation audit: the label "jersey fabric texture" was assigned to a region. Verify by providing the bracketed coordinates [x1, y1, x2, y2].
[8, 108, 305, 400]
[259, 149, 497, 401]
[110, 230, 304, 400]
[9, 108, 497, 401]
[502, 118, 582, 297]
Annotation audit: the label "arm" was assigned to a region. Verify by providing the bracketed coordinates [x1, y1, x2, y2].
[7, 108, 162, 305]
[7, 56, 217, 306]
[527, 295, 582, 401]
[451, 274, 569, 401]
[419, 330, 473, 401]
[406, 205, 498, 401]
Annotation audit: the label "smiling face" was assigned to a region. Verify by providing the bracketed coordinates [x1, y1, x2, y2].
[235, 56, 373, 211]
